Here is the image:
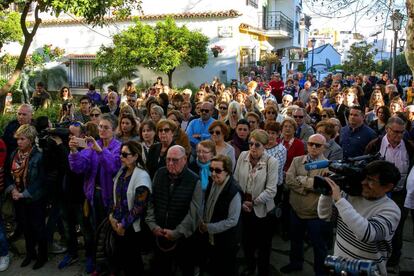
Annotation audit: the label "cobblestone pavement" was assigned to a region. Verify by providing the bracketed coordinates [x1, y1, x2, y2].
[2, 215, 413, 276]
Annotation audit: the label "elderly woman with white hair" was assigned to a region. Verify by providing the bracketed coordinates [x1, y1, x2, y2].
[225, 101, 244, 141]
[149, 105, 165, 125]
[280, 94, 294, 115]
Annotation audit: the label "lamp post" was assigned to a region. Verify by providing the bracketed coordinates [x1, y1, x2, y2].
[310, 38, 316, 75]
[399, 38, 406, 52]
[390, 9, 403, 79]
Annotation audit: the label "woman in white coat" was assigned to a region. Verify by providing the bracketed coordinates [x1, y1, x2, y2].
[234, 129, 278, 276]
[109, 141, 152, 276]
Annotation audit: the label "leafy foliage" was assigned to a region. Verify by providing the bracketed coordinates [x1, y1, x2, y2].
[94, 17, 209, 87]
[343, 42, 376, 75]
[375, 53, 412, 76]
[0, 11, 23, 50]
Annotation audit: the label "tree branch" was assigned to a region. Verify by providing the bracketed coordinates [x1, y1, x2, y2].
[30, 4, 42, 36]
[20, 2, 30, 38]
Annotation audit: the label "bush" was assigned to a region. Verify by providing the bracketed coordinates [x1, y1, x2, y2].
[0, 112, 16, 136]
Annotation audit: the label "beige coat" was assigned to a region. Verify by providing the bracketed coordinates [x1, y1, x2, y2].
[286, 155, 329, 219]
[234, 151, 278, 218]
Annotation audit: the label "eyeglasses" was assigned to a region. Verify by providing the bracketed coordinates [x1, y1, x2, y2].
[248, 141, 262, 148]
[266, 111, 275, 114]
[232, 111, 237, 115]
[158, 128, 171, 133]
[321, 114, 328, 118]
[197, 150, 211, 155]
[210, 167, 224, 174]
[121, 152, 133, 158]
[219, 106, 228, 110]
[200, 109, 210, 113]
[389, 128, 404, 135]
[99, 125, 111, 130]
[307, 142, 324, 148]
[90, 113, 100, 117]
[293, 115, 304, 119]
[209, 130, 221, 135]
[248, 120, 257, 125]
[166, 156, 183, 164]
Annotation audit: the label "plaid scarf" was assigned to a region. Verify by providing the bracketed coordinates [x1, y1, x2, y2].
[11, 149, 32, 192]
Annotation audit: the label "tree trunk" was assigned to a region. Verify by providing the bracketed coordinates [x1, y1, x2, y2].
[406, 0, 414, 76]
[0, 3, 41, 113]
[167, 68, 175, 88]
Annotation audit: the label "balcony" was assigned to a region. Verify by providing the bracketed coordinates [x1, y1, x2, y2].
[258, 11, 293, 38]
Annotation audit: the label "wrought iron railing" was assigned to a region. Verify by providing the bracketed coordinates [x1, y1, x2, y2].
[258, 11, 293, 36]
[68, 59, 105, 88]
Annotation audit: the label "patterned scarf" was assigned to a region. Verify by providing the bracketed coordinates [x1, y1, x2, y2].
[11, 149, 32, 191]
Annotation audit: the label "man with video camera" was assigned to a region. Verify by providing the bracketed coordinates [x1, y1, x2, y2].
[318, 160, 401, 276]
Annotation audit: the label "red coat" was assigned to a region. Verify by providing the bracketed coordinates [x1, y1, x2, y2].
[269, 80, 284, 102]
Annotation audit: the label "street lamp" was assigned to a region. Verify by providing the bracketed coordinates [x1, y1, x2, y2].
[399, 38, 406, 52]
[310, 38, 316, 74]
[390, 9, 404, 79]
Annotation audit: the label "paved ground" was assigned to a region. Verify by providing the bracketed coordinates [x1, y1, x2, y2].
[2, 215, 414, 276]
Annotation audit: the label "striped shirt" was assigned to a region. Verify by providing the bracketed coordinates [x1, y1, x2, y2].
[318, 194, 400, 275]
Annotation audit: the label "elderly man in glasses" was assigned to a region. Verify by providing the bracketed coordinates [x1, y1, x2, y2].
[293, 108, 314, 144]
[146, 145, 202, 276]
[186, 101, 216, 152]
[281, 134, 330, 276]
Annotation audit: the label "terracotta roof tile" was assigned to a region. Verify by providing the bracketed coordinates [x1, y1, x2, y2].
[31, 10, 242, 26]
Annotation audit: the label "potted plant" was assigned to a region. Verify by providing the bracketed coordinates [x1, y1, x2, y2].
[211, 45, 224, 57]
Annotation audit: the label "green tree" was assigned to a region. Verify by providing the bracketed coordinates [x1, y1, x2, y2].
[0, 11, 23, 51]
[376, 53, 412, 76]
[343, 42, 376, 74]
[94, 17, 209, 87]
[0, 0, 141, 111]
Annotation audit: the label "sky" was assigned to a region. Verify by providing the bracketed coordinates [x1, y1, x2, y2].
[302, 0, 407, 39]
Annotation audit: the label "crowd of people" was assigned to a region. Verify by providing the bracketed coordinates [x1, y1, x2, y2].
[0, 71, 413, 276]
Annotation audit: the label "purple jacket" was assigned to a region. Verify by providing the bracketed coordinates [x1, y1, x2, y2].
[69, 138, 121, 208]
[87, 90, 102, 106]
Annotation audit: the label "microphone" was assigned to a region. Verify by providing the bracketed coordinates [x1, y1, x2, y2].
[304, 160, 331, 171]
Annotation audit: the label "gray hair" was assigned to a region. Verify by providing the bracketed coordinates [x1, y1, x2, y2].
[386, 116, 405, 128]
[168, 145, 186, 157]
[18, 103, 33, 114]
[100, 113, 118, 130]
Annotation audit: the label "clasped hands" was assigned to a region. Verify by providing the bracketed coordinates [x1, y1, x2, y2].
[152, 227, 176, 241]
[109, 214, 125, 236]
[11, 188, 23, 200]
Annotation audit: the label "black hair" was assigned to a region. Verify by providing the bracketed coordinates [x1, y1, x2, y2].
[122, 140, 146, 169]
[237, 118, 250, 128]
[79, 95, 91, 104]
[364, 160, 401, 187]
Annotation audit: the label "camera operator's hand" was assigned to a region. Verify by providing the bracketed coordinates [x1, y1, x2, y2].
[85, 136, 102, 153]
[324, 177, 342, 202]
[68, 137, 79, 153]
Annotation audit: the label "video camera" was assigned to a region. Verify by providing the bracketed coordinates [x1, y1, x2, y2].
[304, 153, 382, 196]
[38, 127, 70, 150]
[324, 255, 380, 276]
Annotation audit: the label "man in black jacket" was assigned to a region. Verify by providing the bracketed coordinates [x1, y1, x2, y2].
[146, 145, 202, 276]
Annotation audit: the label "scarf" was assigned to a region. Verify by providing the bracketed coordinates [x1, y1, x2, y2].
[232, 134, 249, 153]
[11, 149, 32, 191]
[197, 159, 210, 191]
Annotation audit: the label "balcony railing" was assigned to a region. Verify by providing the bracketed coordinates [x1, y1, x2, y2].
[258, 11, 293, 37]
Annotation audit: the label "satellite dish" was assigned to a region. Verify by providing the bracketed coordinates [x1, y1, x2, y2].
[326, 58, 331, 69]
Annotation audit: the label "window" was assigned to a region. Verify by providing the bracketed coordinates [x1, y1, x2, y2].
[246, 0, 258, 8]
[68, 58, 105, 88]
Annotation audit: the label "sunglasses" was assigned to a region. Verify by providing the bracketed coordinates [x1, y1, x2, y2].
[307, 142, 323, 148]
[293, 115, 304, 119]
[248, 141, 262, 148]
[266, 111, 275, 114]
[248, 120, 257, 124]
[210, 167, 224, 174]
[90, 113, 100, 117]
[219, 106, 228, 110]
[200, 109, 210, 113]
[321, 114, 328, 118]
[70, 121, 83, 127]
[158, 128, 171, 133]
[121, 152, 132, 158]
[166, 157, 183, 164]
[209, 130, 221, 135]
